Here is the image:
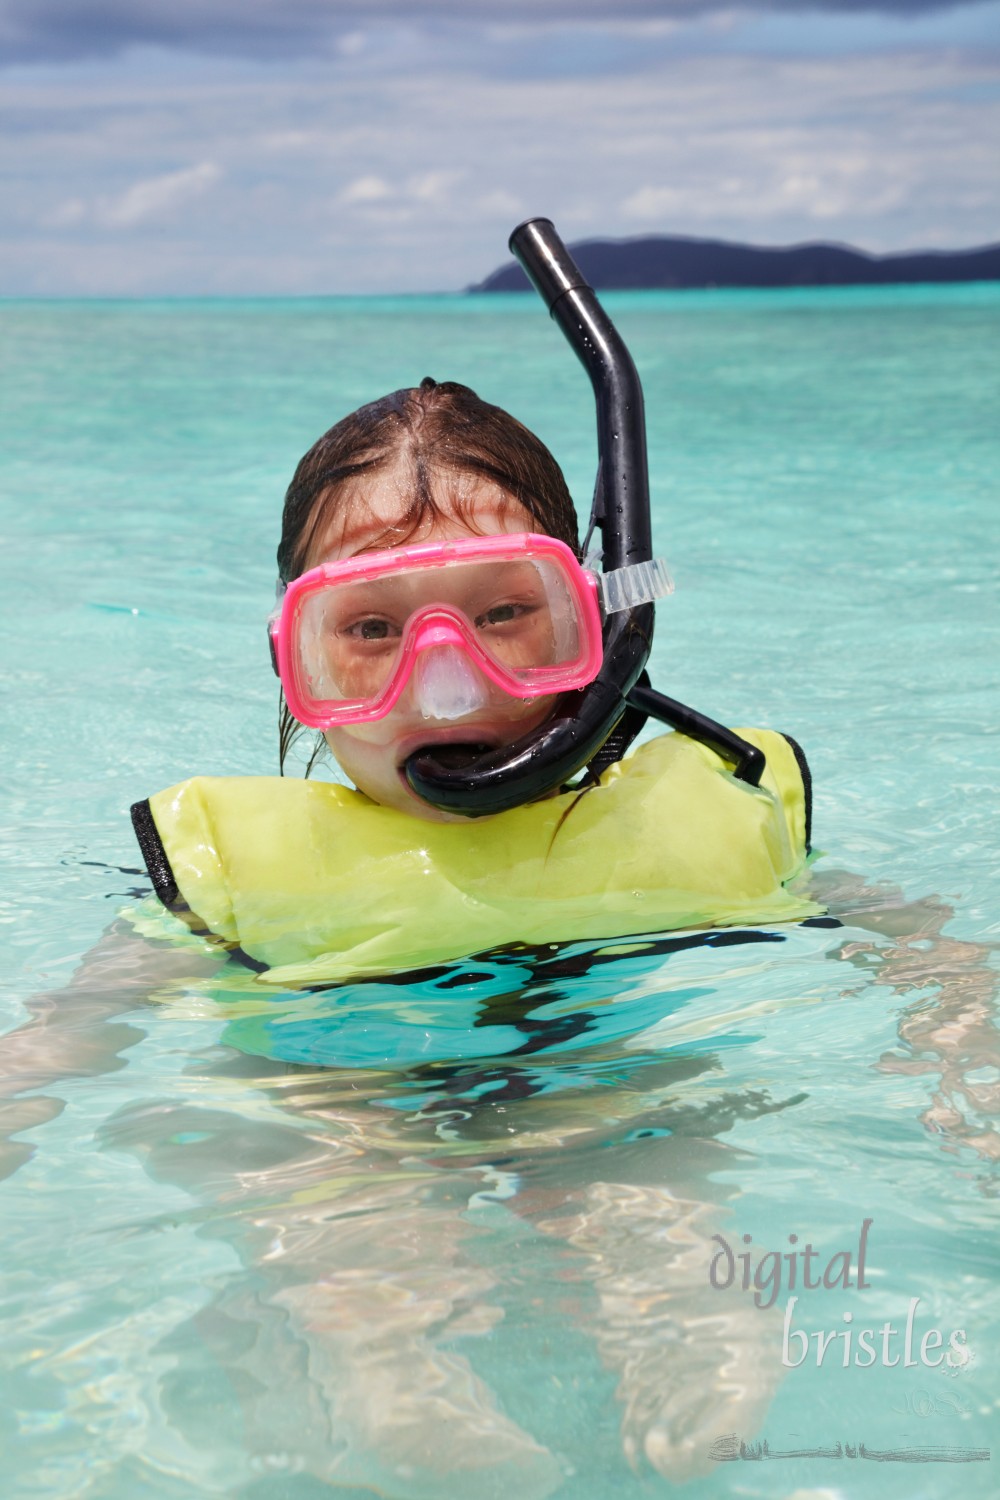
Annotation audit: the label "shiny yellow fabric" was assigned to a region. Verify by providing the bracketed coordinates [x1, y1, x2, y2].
[147, 729, 817, 985]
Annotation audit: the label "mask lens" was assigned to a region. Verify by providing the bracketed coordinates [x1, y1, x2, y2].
[295, 576, 406, 703]
[446, 557, 580, 677]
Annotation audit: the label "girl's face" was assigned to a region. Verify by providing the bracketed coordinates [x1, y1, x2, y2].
[304, 459, 560, 821]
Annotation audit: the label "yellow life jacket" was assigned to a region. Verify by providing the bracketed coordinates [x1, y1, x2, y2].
[132, 729, 817, 987]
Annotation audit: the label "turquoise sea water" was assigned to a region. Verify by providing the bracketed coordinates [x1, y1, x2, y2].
[1, 284, 998, 1498]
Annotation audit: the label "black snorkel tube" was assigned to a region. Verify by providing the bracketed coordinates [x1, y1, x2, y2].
[405, 218, 764, 814]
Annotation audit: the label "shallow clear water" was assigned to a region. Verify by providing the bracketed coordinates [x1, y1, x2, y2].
[1, 284, 998, 1498]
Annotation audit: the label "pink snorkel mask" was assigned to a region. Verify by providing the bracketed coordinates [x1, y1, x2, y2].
[270, 532, 672, 729]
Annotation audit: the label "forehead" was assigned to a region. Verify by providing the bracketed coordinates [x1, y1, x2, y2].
[307, 461, 536, 566]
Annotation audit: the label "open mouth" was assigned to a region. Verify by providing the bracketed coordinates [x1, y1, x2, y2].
[403, 741, 496, 772]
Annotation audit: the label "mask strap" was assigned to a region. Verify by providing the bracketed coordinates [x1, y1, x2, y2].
[268, 578, 287, 624]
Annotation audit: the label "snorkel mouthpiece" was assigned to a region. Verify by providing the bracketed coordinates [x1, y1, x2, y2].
[405, 218, 655, 814]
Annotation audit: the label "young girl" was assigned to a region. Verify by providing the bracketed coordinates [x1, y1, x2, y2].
[132, 377, 815, 984]
[274, 375, 583, 817]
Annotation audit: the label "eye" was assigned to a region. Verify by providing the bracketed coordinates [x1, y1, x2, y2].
[475, 601, 535, 629]
[342, 616, 400, 642]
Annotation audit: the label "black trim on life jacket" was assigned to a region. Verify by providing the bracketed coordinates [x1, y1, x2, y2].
[405, 218, 768, 815]
[779, 732, 813, 854]
[130, 798, 179, 907]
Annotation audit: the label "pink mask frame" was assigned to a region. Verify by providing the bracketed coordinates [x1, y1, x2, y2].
[271, 532, 606, 730]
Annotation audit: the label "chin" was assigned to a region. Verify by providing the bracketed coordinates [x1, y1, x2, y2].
[399, 788, 476, 824]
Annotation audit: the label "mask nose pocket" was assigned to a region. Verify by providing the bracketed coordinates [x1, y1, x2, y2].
[413, 645, 490, 722]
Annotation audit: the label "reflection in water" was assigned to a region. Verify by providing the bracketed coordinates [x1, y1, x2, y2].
[2, 887, 997, 1493]
[816, 872, 1000, 1187]
[85, 926, 803, 1491]
[97, 1073, 792, 1491]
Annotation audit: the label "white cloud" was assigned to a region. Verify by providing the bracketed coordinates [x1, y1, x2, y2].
[621, 111, 932, 235]
[99, 161, 221, 227]
[340, 174, 393, 204]
[338, 170, 464, 211]
[406, 170, 463, 203]
[485, 18, 681, 42]
[337, 30, 366, 57]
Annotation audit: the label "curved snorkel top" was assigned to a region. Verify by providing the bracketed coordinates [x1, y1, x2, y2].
[510, 219, 654, 577]
[404, 218, 657, 815]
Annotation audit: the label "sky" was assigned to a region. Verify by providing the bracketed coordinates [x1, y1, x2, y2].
[2, 0, 999, 295]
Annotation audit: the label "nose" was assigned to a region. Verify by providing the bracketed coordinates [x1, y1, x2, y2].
[412, 643, 490, 721]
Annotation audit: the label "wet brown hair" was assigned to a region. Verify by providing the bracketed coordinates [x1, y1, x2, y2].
[278, 377, 579, 580]
[277, 377, 580, 771]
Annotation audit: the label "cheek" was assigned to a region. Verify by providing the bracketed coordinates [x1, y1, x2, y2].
[322, 726, 399, 786]
[323, 729, 404, 807]
[324, 721, 398, 753]
[511, 694, 558, 723]
[485, 694, 559, 735]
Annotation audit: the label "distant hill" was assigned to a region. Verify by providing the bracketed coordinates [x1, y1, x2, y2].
[470, 234, 1000, 292]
